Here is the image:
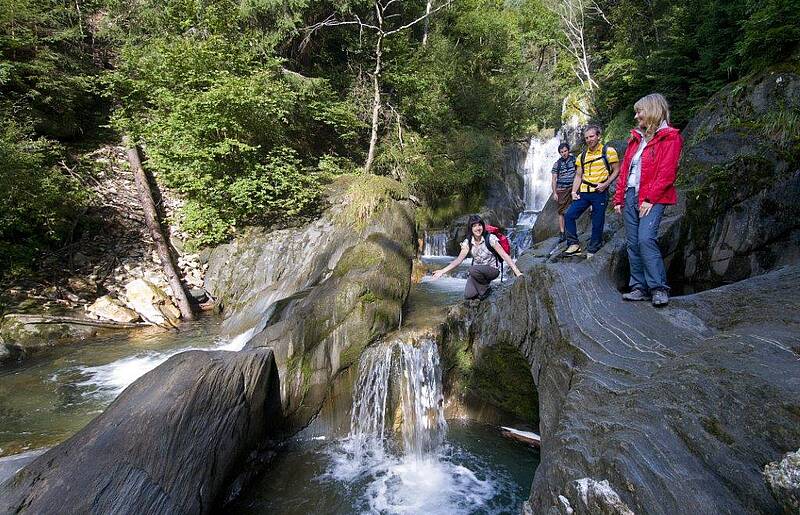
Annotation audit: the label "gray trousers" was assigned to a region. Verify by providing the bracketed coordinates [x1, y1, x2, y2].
[465, 265, 500, 299]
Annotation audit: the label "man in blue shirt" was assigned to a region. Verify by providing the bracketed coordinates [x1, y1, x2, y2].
[551, 142, 577, 243]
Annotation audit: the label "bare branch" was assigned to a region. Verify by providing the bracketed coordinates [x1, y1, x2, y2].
[384, 0, 452, 36]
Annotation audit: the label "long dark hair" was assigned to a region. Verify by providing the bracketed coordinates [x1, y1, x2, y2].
[467, 214, 485, 237]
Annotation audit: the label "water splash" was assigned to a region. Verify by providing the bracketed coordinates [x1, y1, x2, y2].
[322, 339, 511, 514]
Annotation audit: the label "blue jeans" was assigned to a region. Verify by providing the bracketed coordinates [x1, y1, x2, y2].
[623, 187, 668, 292]
[564, 190, 608, 252]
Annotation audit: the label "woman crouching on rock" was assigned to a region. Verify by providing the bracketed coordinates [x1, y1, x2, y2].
[613, 93, 683, 307]
[431, 215, 523, 300]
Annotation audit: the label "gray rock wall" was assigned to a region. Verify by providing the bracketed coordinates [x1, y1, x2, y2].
[674, 70, 800, 290]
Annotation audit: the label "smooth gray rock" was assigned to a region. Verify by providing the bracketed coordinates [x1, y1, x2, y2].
[440, 227, 800, 514]
[0, 349, 279, 514]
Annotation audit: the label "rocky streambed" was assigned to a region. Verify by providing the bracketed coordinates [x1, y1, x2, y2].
[2, 71, 800, 514]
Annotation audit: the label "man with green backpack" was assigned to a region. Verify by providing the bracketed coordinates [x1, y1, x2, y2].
[563, 124, 620, 257]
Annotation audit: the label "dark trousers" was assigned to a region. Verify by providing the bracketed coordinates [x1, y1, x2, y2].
[465, 265, 499, 299]
[564, 190, 608, 253]
[623, 187, 668, 292]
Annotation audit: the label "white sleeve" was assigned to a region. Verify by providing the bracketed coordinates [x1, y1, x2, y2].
[488, 234, 499, 247]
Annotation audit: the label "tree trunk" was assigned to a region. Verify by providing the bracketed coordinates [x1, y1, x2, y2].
[422, 0, 432, 45]
[364, 34, 383, 174]
[124, 137, 195, 321]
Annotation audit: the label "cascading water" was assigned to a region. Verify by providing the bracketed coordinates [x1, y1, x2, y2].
[509, 136, 562, 255]
[521, 137, 561, 216]
[321, 339, 519, 514]
[422, 230, 451, 257]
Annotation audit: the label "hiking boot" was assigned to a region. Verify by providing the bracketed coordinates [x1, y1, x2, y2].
[651, 289, 669, 307]
[622, 289, 651, 301]
[563, 244, 581, 255]
[558, 232, 566, 243]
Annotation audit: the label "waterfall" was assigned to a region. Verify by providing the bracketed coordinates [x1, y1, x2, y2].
[422, 230, 450, 257]
[348, 339, 446, 456]
[516, 136, 561, 227]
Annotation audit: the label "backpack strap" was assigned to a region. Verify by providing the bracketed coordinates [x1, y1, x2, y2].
[601, 143, 611, 173]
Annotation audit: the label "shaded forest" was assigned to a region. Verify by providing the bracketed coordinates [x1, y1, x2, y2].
[1, 0, 798, 275]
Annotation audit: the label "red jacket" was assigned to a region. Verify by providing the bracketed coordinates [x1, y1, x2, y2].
[613, 126, 683, 207]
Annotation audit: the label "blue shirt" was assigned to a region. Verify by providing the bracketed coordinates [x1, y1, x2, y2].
[551, 155, 577, 189]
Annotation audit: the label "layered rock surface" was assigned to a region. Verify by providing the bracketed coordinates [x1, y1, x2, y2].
[447, 233, 799, 514]
[441, 71, 800, 514]
[0, 348, 278, 514]
[206, 175, 416, 433]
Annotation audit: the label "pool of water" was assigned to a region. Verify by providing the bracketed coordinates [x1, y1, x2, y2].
[0, 316, 224, 456]
[229, 420, 539, 515]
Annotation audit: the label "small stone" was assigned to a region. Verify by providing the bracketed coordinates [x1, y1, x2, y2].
[189, 288, 208, 303]
[764, 449, 800, 513]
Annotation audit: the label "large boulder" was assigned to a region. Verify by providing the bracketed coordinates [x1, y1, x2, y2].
[674, 69, 800, 289]
[124, 279, 181, 326]
[86, 295, 140, 323]
[442, 234, 800, 514]
[206, 175, 416, 434]
[0, 348, 279, 514]
[0, 314, 98, 360]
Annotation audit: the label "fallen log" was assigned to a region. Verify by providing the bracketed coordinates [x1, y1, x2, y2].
[124, 136, 195, 321]
[500, 426, 541, 447]
[4, 314, 152, 330]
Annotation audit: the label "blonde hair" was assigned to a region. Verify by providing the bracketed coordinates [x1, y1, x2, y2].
[634, 93, 670, 138]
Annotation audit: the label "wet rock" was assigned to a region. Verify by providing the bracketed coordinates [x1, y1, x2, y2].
[484, 142, 526, 228]
[86, 295, 140, 323]
[0, 349, 279, 514]
[206, 175, 416, 433]
[189, 288, 208, 303]
[764, 449, 800, 513]
[124, 279, 180, 326]
[0, 314, 97, 355]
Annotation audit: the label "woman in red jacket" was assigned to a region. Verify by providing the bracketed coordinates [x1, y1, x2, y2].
[613, 93, 683, 307]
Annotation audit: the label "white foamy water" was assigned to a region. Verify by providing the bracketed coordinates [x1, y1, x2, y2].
[64, 336, 240, 398]
[322, 437, 512, 515]
[515, 136, 561, 234]
[319, 339, 518, 514]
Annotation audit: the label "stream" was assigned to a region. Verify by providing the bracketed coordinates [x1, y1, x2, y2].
[0, 255, 539, 513]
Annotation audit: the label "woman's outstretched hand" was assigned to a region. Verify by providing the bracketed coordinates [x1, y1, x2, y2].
[431, 269, 445, 280]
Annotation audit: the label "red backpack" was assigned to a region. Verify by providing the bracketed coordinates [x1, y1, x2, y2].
[485, 224, 511, 255]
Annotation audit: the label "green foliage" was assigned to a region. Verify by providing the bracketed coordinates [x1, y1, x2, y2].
[0, 120, 92, 274]
[108, 9, 365, 245]
[590, 0, 800, 125]
[0, 0, 108, 274]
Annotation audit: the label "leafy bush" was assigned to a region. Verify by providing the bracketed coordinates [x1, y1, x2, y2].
[111, 35, 364, 246]
[0, 120, 91, 274]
